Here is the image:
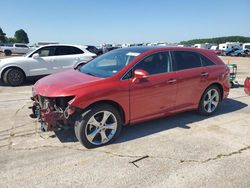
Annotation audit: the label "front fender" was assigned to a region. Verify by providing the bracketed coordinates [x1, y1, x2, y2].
[0, 63, 28, 77]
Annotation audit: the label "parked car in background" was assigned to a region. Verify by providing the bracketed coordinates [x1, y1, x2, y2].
[0, 43, 30, 56]
[244, 77, 250, 95]
[0, 44, 96, 86]
[31, 47, 230, 148]
[85, 45, 103, 56]
[231, 49, 250, 57]
[222, 48, 240, 56]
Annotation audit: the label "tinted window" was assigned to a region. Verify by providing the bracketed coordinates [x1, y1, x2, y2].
[172, 51, 202, 71]
[55, 46, 72, 56]
[70, 47, 84, 54]
[134, 52, 171, 75]
[200, 55, 215, 66]
[55, 46, 83, 55]
[86, 46, 99, 54]
[36, 47, 55, 57]
[15, 44, 28, 48]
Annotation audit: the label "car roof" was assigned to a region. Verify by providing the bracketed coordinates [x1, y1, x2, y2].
[39, 44, 87, 49]
[115, 46, 213, 54]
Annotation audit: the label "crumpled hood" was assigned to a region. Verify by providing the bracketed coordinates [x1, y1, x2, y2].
[34, 69, 104, 97]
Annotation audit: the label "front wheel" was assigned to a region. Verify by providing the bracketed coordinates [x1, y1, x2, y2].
[74, 104, 122, 148]
[198, 86, 221, 116]
[3, 68, 25, 86]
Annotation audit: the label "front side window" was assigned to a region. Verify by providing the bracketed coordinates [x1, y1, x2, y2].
[134, 52, 171, 75]
[172, 51, 202, 71]
[80, 50, 140, 77]
[36, 47, 56, 57]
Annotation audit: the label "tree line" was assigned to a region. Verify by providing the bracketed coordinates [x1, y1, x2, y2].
[180, 36, 250, 46]
[0, 27, 29, 43]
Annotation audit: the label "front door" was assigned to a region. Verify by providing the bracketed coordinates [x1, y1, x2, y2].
[130, 51, 177, 122]
[28, 46, 56, 76]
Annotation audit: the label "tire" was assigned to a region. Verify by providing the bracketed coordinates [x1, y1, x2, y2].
[230, 81, 234, 88]
[74, 104, 122, 148]
[3, 68, 25, 86]
[198, 86, 221, 116]
[76, 63, 85, 70]
[4, 50, 12, 56]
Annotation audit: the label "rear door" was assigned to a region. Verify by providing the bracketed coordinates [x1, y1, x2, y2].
[129, 51, 177, 122]
[53, 46, 84, 71]
[15, 44, 29, 54]
[171, 50, 207, 110]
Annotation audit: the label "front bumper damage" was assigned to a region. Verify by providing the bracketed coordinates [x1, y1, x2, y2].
[31, 95, 77, 131]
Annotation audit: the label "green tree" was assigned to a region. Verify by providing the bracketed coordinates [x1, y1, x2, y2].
[5, 37, 18, 43]
[180, 36, 250, 46]
[0, 27, 6, 42]
[14, 29, 29, 43]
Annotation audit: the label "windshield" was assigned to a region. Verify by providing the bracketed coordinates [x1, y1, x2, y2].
[80, 49, 140, 78]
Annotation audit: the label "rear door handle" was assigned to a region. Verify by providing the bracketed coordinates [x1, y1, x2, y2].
[167, 79, 177, 84]
[201, 72, 209, 76]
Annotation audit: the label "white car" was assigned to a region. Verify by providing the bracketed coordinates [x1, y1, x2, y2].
[0, 44, 97, 86]
[1, 43, 30, 56]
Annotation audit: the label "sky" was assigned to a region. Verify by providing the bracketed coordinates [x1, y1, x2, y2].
[1, 0, 250, 45]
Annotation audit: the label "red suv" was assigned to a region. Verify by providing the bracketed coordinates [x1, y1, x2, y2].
[245, 77, 250, 95]
[32, 47, 230, 148]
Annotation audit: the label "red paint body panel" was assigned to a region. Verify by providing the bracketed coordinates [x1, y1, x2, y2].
[33, 47, 230, 126]
[244, 77, 250, 95]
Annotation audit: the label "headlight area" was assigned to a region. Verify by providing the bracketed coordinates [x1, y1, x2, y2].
[31, 96, 79, 132]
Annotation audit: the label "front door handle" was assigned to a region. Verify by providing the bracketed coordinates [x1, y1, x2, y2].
[167, 79, 177, 84]
[201, 72, 209, 76]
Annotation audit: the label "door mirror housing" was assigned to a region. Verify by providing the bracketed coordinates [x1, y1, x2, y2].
[32, 53, 40, 58]
[134, 69, 149, 79]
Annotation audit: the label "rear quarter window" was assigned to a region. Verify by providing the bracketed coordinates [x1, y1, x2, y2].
[200, 55, 216, 66]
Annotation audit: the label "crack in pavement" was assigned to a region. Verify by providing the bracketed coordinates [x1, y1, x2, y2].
[3, 144, 250, 166]
[179, 145, 250, 164]
[0, 98, 30, 103]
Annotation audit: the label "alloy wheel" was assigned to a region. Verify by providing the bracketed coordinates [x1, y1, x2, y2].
[203, 89, 219, 113]
[85, 111, 118, 145]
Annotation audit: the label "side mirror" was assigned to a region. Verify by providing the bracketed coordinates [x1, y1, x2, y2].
[32, 53, 40, 58]
[133, 69, 149, 79]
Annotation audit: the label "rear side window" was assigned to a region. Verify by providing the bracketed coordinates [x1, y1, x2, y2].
[55, 46, 72, 56]
[200, 55, 216, 66]
[55, 46, 84, 55]
[172, 51, 202, 71]
[70, 47, 84, 54]
[15, 44, 28, 48]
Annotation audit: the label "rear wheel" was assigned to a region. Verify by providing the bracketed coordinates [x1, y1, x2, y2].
[198, 86, 221, 116]
[4, 50, 12, 56]
[3, 68, 25, 86]
[74, 104, 122, 148]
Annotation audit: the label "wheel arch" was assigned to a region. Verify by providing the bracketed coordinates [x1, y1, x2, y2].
[1, 66, 26, 80]
[202, 82, 224, 102]
[74, 61, 87, 69]
[85, 100, 126, 125]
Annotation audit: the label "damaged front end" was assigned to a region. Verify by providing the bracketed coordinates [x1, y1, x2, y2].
[31, 95, 78, 132]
